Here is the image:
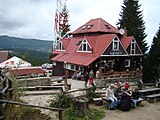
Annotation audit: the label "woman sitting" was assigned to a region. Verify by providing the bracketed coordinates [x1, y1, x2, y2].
[106, 84, 118, 110]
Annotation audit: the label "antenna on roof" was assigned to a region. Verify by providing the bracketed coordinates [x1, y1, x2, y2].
[119, 28, 125, 35]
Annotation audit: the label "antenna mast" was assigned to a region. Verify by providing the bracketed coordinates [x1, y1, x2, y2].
[53, 0, 67, 49]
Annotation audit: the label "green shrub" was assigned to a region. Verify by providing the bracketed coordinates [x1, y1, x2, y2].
[86, 87, 100, 103]
[50, 94, 72, 109]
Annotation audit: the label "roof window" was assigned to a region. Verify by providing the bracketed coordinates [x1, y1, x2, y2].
[82, 26, 86, 30]
[87, 25, 93, 29]
[105, 24, 111, 29]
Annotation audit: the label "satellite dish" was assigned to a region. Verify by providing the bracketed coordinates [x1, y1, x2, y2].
[119, 28, 125, 35]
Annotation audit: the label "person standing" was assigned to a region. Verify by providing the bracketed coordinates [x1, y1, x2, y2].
[89, 70, 94, 86]
[106, 84, 118, 110]
[84, 71, 89, 88]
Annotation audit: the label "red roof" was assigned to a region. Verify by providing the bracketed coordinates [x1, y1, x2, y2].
[52, 18, 143, 67]
[71, 18, 119, 35]
[121, 36, 134, 49]
[52, 34, 116, 66]
[0, 51, 10, 63]
[9, 67, 47, 76]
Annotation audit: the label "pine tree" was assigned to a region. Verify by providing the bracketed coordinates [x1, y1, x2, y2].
[117, 0, 148, 54]
[61, 5, 71, 37]
[147, 25, 160, 82]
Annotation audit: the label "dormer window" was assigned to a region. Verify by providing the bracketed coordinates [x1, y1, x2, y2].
[105, 24, 111, 29]
[87, 25, 93, 29]
[131, 39, 136, 54]
[55, 41, 65, 51]
[82, 26, 86, 30]
[82, 25, 94, 30]
[113, 37, 119, 50]
[77, 38, 92, 52]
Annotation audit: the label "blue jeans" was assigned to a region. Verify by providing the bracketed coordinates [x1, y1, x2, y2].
[132, 99, 138, 108]
[108, 97, 117, 109]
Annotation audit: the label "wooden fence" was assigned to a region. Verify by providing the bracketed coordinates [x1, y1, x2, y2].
[0, 76, 65, 120]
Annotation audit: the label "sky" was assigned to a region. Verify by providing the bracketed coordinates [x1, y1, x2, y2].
[0, 0, 160, 47]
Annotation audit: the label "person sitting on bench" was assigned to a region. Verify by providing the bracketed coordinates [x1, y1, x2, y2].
[131, 88, 140, 108]
[119, 82, 132, 111]
[106, 84, 118, 110]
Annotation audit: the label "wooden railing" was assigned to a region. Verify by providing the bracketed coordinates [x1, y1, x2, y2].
[0, 99, 65, 120]
[0, 75, 13, 120]
[101, 70, 142, 79]
[0, 75, 65, 120]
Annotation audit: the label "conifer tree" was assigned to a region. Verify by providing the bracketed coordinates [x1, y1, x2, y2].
[61, 5, 70, 37]
[117, 0, 148, 54]
[147, 25, 160, 82]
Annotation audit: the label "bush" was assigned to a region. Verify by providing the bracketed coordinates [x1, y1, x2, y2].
[86, 87, 100, 103]
[50, 94, 72, 109]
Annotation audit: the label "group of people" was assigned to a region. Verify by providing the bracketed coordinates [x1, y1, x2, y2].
[106, 82, 140, 111]
[72, 69, 95, 88]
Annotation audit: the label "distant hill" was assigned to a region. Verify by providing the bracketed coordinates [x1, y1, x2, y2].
[0, 35, 52, 52]
[0, 35, 53, 66]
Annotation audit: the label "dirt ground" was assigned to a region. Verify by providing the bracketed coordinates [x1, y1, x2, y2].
[102, 101, 160, 120]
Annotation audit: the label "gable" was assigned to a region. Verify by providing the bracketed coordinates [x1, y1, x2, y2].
[77, 38, 92, 52]
[55, 41, 65, 51]
[127, 39, 143, 55]
[102, 36, 128, 56]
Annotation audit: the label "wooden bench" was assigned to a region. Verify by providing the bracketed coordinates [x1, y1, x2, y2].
[139, 88, 160, 97]
[102, 97, 112, 109]
[146, 93, 160, 102]
[93, 98, 103, 106]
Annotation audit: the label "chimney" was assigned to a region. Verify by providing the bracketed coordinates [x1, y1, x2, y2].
[123, 30, 128, 37]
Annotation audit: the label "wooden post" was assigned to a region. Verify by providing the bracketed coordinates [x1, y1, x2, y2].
[64, 69, 69, 91]
[8, 79, 13, 99]
[58, 110, 62, 120]
[2, 77, 6, 90]
[0, 93, 4, 120]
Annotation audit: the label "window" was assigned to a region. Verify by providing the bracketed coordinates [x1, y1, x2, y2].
[125, 59, 130, 67]
[113, 37, 119, 50]
[105, 24, 111, 29]
[87, 25, 93, 29]
[53, 62, 56, 66]
[65, 63, 76, 70]
[82, 26, 86, 30]
[131, 40, 136, 54]
[71, 65, 75, 70]
[55, 41, 65, 51]
[82, 25, 94, 30]
[77, 38, 92, 52]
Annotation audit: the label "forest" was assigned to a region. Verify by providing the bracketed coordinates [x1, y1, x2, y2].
[0, 35, 52, 66]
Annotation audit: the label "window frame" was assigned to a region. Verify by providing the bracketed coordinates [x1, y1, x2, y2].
[125, 59, 130, 67]
[77, 38, 92, 52]
[130, 39, 136, 54]
[112, 37, 119, 50]
[55, 41, 65, 51]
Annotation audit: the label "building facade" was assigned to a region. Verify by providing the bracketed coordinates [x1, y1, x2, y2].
[52, 18, 143, 77]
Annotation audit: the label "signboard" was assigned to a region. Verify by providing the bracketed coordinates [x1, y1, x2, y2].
[109, 51, 123, 55]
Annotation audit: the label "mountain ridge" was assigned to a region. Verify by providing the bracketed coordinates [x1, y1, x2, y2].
[0, 35, 53, 52]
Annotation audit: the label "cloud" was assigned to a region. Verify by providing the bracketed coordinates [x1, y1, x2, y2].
[0, 0, 159, 47]
[0, 0, 55, 40]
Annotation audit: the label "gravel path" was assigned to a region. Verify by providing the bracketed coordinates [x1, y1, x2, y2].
[102, 101, 160, 120]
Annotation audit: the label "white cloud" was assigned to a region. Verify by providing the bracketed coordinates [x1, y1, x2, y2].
[0, 0, 160, 47]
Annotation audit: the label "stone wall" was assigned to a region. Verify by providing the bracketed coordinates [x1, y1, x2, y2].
[18, 77, 51, 87]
